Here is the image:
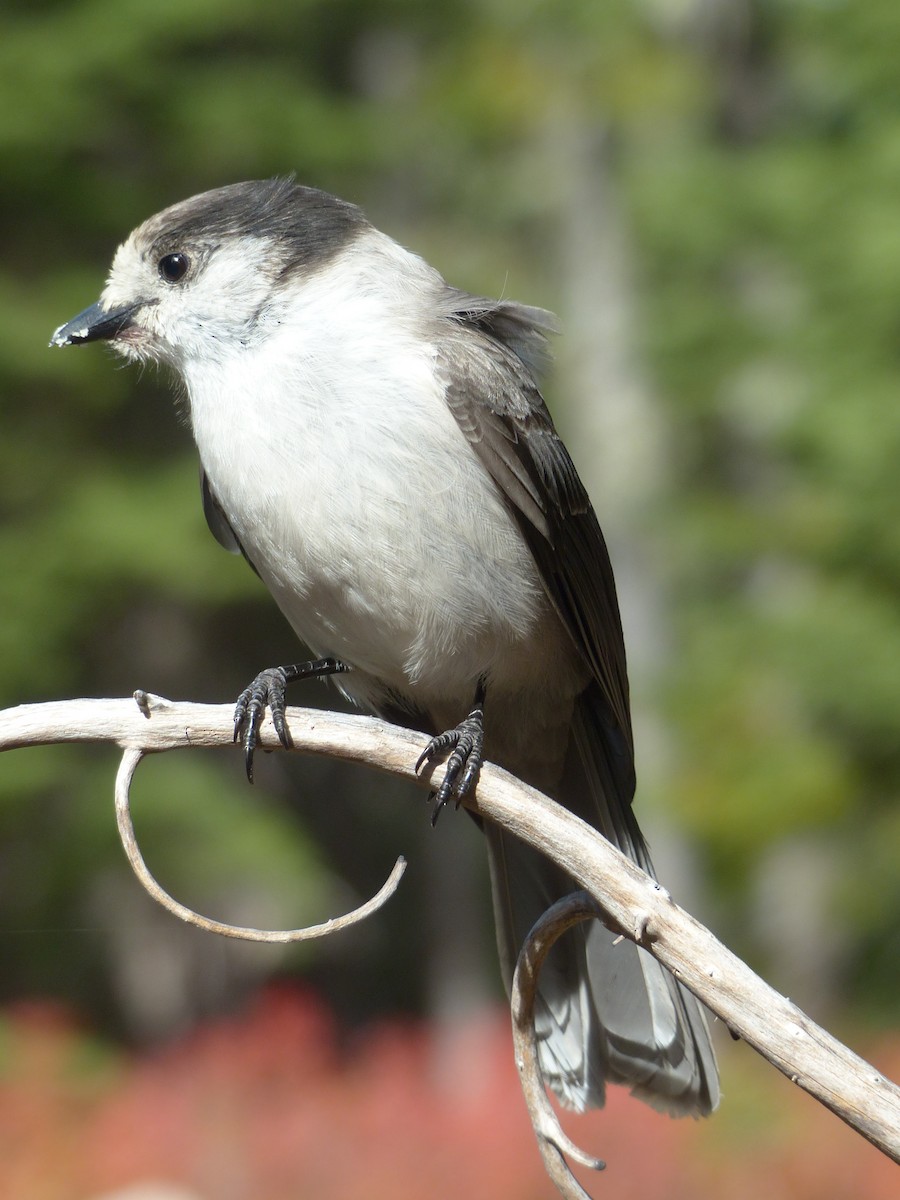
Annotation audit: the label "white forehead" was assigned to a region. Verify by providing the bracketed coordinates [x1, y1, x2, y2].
[104, 212, 440, 309]
[102, 224, 280, 313]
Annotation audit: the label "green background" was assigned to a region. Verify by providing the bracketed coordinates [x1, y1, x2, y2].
[0, 0, 897, 1091]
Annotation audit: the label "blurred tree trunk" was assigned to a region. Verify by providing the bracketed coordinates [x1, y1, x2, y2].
[549, 113, 708, 912]
[421, 813, 496, 1095]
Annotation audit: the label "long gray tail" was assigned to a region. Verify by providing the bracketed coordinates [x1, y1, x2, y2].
[485, 691, 720, 1115]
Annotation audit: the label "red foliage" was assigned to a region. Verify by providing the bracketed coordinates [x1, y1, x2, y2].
[0, 988, 895, 1200]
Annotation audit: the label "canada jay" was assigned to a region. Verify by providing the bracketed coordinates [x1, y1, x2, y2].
[51, 178, 718, 1115]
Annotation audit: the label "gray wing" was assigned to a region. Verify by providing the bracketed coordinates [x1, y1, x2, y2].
[440, 297, 719, 1116]
[437, 295, 635, 803]
[201, 468, 241, 554]
[200, 467, 266, 582]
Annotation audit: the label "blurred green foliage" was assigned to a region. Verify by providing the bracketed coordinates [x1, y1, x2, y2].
[0, 0, 898, 1034]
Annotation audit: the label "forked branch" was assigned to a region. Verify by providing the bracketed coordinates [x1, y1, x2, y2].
[0, 692, 898, 1195]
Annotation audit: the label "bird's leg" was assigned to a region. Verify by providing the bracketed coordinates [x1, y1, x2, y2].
[416, 677, 487, 825]
[234, 657, 349, 781]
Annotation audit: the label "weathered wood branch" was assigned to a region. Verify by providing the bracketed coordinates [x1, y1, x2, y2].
[511, 893, 610, 1199]
[1, 692, 898, 1190]
[114, 744, 407, 943]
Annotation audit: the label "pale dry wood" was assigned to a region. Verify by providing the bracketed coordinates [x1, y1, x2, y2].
[1, 692, 899, 1176]
[114, 745, 407, 942]
[511, 893, 609, 1199]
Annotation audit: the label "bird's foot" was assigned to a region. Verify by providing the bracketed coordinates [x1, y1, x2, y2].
[233, 657, 348, 782]
[415, 684, 486, 824]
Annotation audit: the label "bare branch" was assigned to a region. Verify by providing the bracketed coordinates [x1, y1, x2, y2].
[1, 692, 899, 1179]
[511, 892, 608, 1197]
[114, 745, 406, 942]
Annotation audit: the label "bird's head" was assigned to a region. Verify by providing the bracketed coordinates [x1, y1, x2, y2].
[50, 178, 368, 369]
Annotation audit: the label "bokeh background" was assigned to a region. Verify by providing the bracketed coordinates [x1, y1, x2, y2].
[1, 1, 898, 1197]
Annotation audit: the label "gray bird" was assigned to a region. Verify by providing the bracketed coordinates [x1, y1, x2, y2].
[51, 178, 718, 1115]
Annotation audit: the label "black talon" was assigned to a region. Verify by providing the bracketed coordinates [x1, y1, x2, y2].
[233, 667, 292, 782]
[416, 680, 486, 824]
[232, 657, 349, 782]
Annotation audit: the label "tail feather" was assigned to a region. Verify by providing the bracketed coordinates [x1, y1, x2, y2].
[485, 688, 720, 1116]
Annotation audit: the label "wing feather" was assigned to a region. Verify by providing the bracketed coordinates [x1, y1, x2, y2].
[437, 297, 635, 798]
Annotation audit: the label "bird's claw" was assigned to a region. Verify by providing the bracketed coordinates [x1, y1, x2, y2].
[416, 706, 485, 825]
[233, 666, 293, 782]
[232, 657, 349, 782]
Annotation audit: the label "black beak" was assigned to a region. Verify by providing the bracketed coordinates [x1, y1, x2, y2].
[50, 300, 142, 347]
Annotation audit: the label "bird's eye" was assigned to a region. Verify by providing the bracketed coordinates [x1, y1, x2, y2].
[158, 252, 191, 283]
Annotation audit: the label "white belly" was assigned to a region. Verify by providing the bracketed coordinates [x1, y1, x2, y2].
[183, 311, 578, 721]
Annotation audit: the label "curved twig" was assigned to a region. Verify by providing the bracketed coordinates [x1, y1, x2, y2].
[1, 693, 899, 1179]
[114, 745, 407, 942]
[511, 892, 608, 1198]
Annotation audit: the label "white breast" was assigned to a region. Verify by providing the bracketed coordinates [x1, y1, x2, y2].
[182, 232, 574, 714]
